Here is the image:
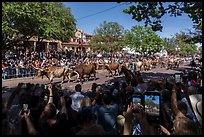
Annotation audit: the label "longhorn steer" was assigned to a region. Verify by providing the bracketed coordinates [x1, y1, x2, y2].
[103, 63, 120, 77]
[38, 66, 79, 84]
[75, 63, 96, 84]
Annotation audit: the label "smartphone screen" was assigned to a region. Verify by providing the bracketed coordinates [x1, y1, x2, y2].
[132, 95, 142, 113]
[144, 92, 160, 123]
[44, 95, 48, 101]
[44, 84, 48, 90]
[23, 104, 28, 112]
[175, 74, 180, 83]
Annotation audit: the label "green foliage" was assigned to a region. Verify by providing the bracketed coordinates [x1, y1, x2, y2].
[162, 38, 177, 55]
[123, 2, 202, 31]
[163, 32, 200, 56]
[2, 2, 76, 50]
[90, 21, 125, 52]
[145, 98, 158, 108]
[198, 46, 202, 55]
[124, 26, 163, 55]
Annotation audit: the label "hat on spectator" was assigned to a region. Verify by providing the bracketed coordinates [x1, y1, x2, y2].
[189, 94, 202, 126]
[116, 115, 125, 128]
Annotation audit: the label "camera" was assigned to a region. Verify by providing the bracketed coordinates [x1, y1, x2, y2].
[144, 91, 160, 123]
[132, 93, 143, 113]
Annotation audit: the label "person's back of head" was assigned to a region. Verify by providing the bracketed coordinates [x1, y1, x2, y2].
[80, 106, 96, 123]
[81, 97, 91, 110]
[173, 116, 201, 135]
[43, 103, 57, 119]
[131, 78, 138, 87]
[75, 84, 82, 92]
[91, 83, 98, 92]
[137, 76, 144, 84]
[113, 81, 120, 88]
[102, 92, 112, 105]
[65, 96, 72, 108]
[96, 86, 103, 94]
[121, 82, 127, 90]
[162, 89, 171, 101]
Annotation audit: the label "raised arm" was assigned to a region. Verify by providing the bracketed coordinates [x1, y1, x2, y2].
[19, 109, 37, 135]
[123, 103, 157, 135]
[60, 95, 68, 118]
[123, 104, 133, 135]
[47, 84, 54, 104]
[6, 83, 23, 110]
[171, 82, 184, 118]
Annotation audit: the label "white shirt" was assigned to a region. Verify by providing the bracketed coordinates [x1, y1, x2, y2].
[70, 92, 84, 112]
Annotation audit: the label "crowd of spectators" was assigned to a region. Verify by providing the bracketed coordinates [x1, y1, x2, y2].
[2, 48, 141, 80]
[2, 65, 202, 135]
[2, 48, 201, 81]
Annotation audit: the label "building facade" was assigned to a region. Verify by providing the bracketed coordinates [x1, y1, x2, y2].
[62, 28, 92, 53]
[14, 28, 92, 53]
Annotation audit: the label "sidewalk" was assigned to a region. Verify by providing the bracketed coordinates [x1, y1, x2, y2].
[2, 76, 34, 82]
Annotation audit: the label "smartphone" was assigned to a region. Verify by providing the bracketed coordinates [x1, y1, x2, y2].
[23, 104, 28, 112]
[175, 73, 182, 83]
[144, 91, 160, 123]
[22, 83, 27, 89]
[188, 81, 191, 86]
[44, 84, 48, 90]
[44, 95, 48, 101]
[132, 93, 143, 113]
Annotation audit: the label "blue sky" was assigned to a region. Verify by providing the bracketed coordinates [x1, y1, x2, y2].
[64, 2, 194, 39]
[145, 95, 160, 105]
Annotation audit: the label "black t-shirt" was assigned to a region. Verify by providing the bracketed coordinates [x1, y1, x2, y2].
[39, 113, 74, 136]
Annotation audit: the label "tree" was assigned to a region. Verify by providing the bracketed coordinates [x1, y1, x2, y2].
[124, 26, 163, 55]
[163, 32, 199, 56]
[2, 2, 76, 51]
[198, 46, 202, 55]
[163, 37, 177, 55]
[90, 21, 125, 51]
[122, 2, 202, 43]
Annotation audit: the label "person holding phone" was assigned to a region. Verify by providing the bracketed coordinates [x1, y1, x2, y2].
[159, 80, 201, 135]
[174, 73, 182, 83]
[174, 81, 201, 134]
[132, 93, 143, 113]
[18, 109, 37, 135]
[123, 103, 160, 135]
[39, 83, 73, 135]
[144, 91, 160, 124]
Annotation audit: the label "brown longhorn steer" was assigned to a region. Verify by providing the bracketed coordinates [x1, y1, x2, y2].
[103, 63, 120, 77]
[119, 65, 135, 85]
[75, 63, 96, 84]
[38, 66, 79, 84]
